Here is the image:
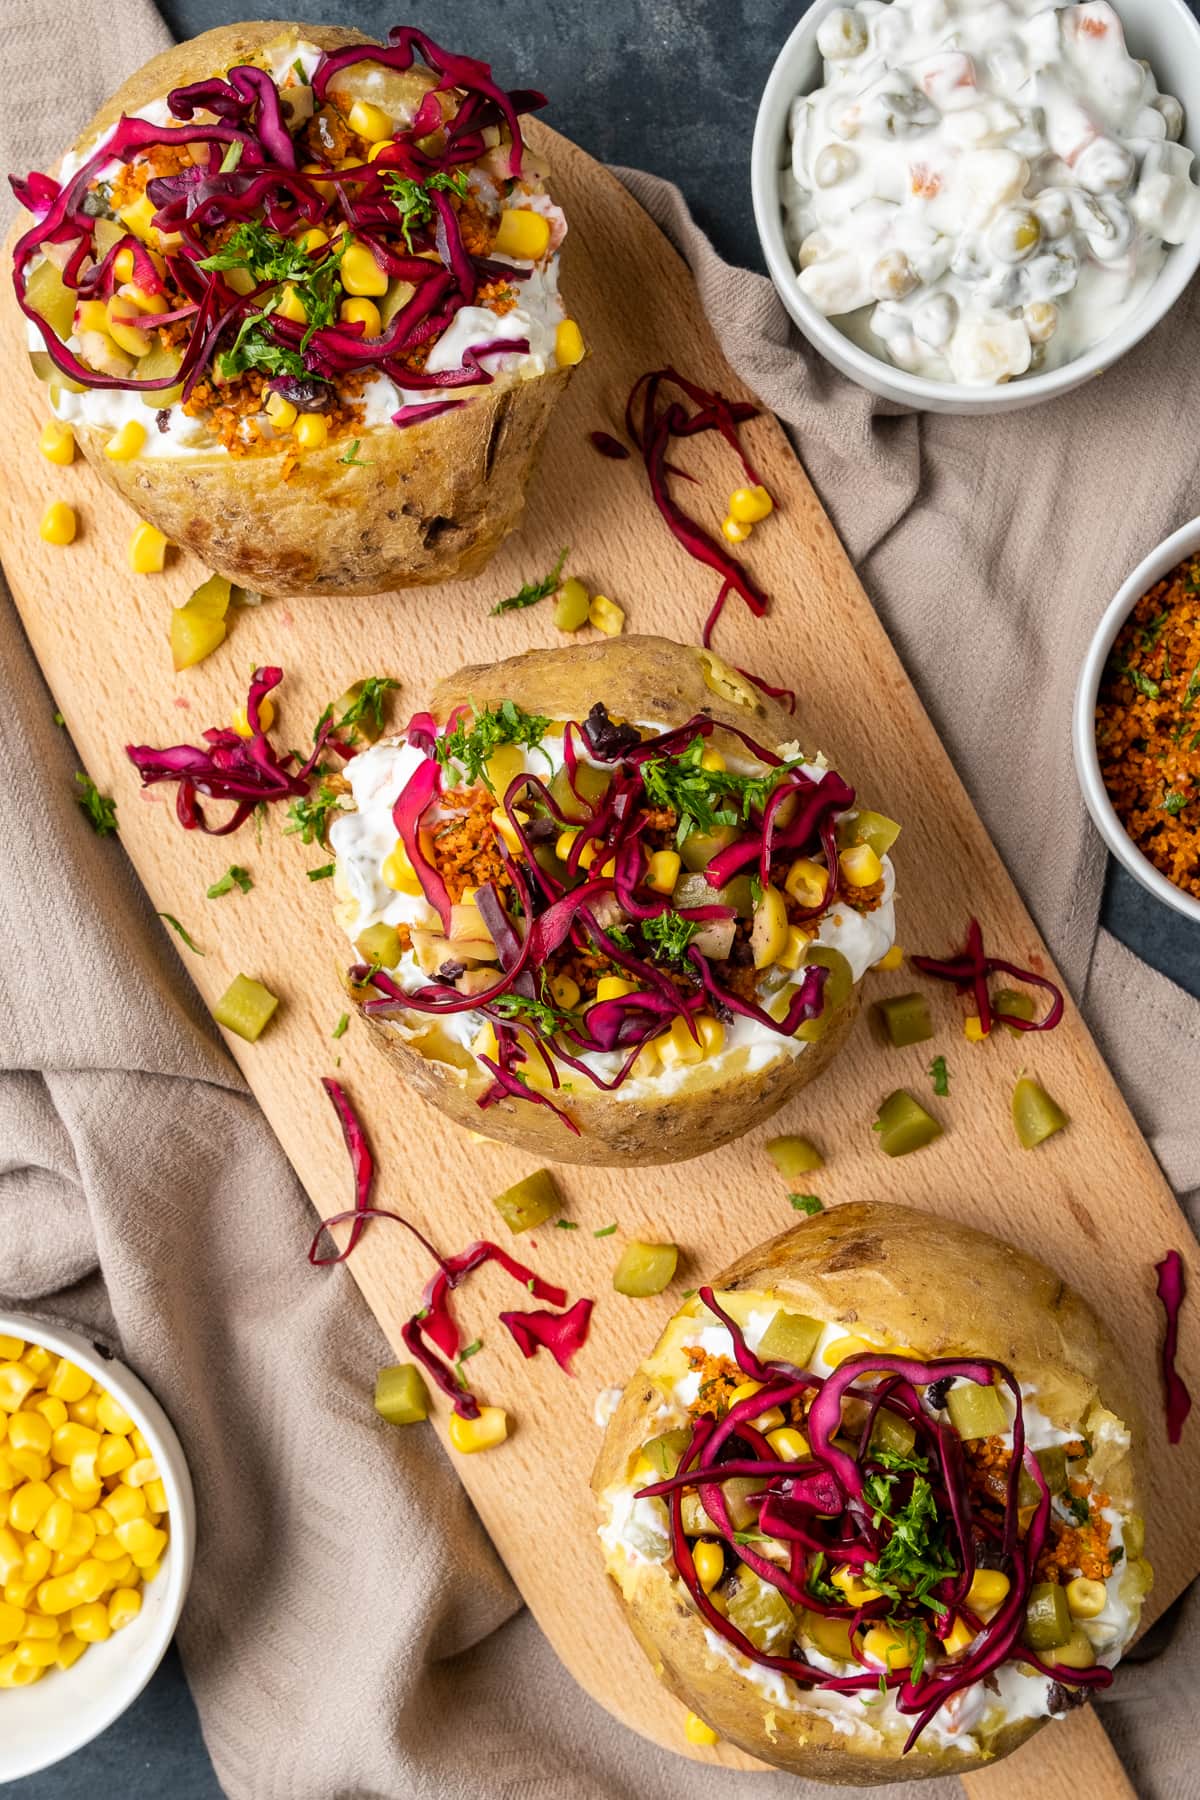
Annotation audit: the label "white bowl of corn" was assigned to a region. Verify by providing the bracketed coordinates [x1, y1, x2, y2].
[0, 1314, 196, 1782]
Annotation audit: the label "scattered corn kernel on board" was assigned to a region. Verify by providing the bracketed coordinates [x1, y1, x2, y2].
[0, 121, 1192, 1799]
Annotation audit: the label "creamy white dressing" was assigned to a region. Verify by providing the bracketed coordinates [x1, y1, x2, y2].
[596, 1295, 1142, 1751]
[782, 0, 1200, 384]
[327, 731, 897, 1100]
[37, 36, 568, 455]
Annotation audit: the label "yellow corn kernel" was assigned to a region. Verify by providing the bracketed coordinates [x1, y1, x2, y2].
[0, 1530, 25, 1585]
[115, 193, 159, 244]
[230, 696, 275, 741]
[144, 1478, 168, 1517]
[38, 500, 77, 546]
[297, 226, 329, 253]
[130, 1430, 151, 1459]
[823, 1334, 876, 1369]
[766, 1426, 810, 1463]
[21, 1543, 51, 1586]
[75, 298, 111, 336]
[47, 1361, 91, 1405]
[366, 139, 394, 162]
[729, 484, 774, 525]
[108, 1586, 142, 1631]
[492, 208, 551, 261]
[39, 418, 75, 465]
[721, 514, 752, 544]
[115, 1519, 166, 1566]
[102, 1484, 146, 1526]
[966, 1569, 1011, 1612]
[874, 943, 904, 971]
[20, 1610, 58, 1640]
[595, 976, 638, 1003]
[88, 1505, 114, 1538]
[753, 1405, 786, 1432]
[16, 1638, 59, 1668]
[294, 411, 329, 450]
[862, 1625, 912, 1671]
[54, 1633, 86, 1670]
[831, 1564, 883, 1605]
[644, 849, 681, 895]
[66, 1559, 108, 1605]
[139, 1557, 162, 1584]
[964, 1014, 987, 1042]
[265, 391, 298, 432]
[35, 1500, 74, 1552]
[0, 1651, 40, 1686]
[9, 1482, 53, 1534]
[340, 295, 382, 336]
[555, 829, 598, 869]
[696, 1015, 725, 1057]
[555, 318, 585, 366]
[68, 1393, 99, 1428]
[699, 747, 726, 773]
[21, 1347, 50, 1376]
[0, 1456, 11, 1493]
[381, 841, 423, 895]
[50, 1472, 99, 1511]
[273, 283, 309, 325]
[62, 1512, 95, 1560]
[0, 1339, 23, 1362]
[684, 1712, 719, 1747]
[778, 925, 813, 972]
[488, 807, 524, 857]
[588, 593, 625, 635]
[0, 1601, 24, 1642]
[549, 974, 580, 1010]
[128, 520, 168, 574]
[839, 843, 883, 887]
[49, 1551, 80, 1577]
[70, 1601, 111, 1643]
[347, 98, 393, 142]
[340, 241, 389, 296]
[940, 1616, 975, 1657]
[105, 295, 153, 357]
[447, 1406, 508, 1454]
[100, 1554, 135, 1589]
[33, 1397, 68, 1430]
[51, 1423, 99, 1466]
[7, 1413, 51, 1458]
[103, 419, 146, 461]
[126, 1457, 159, 1489]
[471, 1020, 499, 1063]
[9, 1448, 49, 1483]
[728, 1380, 764, 1408]
[91, 1530, 129, 1564]
[1066, 1576, 1108, 1619]
[784, 858, 827, 908]
[657, 1016, 705, 1068]
[693, 1541, 724, 1592]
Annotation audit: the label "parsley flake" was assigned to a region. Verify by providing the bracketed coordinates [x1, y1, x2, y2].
[435, 699, 551, 790]
[382, 169, 469, 252]
[207, 865, 253, 899]
[332, 1012, 350, 1040]
[284, 781, 341, 845]
[789, 1194, 823, 1215]
[492, 547, 569, 615]
[75, 773, 118, 837]
[157, 912, 205, 955]
[929, 1054, 950, 1097]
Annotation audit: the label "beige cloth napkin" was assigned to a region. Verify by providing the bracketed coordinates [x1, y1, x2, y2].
[1, 6, 1197, 1798]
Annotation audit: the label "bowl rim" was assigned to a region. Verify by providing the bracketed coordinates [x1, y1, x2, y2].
[0, 1311, 197, 1783]
[1073, 513, 1200, 927]
[750, 0, 1200, 412]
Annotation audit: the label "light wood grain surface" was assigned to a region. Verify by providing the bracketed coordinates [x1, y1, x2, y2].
[1, 120, 1192, 1791]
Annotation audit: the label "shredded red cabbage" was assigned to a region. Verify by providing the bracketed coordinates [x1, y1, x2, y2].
[590, 429, 630, 460]
[309, 1079, 374, 1265]
[1155, 1249, 1192, 1445]
[912, 918, 1065, 1033]
[499, 1297, 594, 1372]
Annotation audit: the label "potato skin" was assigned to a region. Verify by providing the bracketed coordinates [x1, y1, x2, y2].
[592, 1203, 1146, 1782]
[351, 635, 870, 1166]
[59, 21, 570, 596]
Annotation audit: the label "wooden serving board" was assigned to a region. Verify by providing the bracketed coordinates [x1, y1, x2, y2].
[1, 122, 1193, 1798]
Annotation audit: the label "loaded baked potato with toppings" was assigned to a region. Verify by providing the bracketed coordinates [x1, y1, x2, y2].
[12, 20, 577, 594]
[328, 636, 900, 1165]
[593, 1203, 1151, 1783]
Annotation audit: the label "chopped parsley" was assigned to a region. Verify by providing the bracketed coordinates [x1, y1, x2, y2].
[201, 222, 349, 374]
[325, 676, 399, 743]
[1124, 665, 1161, 701]
[434, 699, 552, 790]
[1068, 1494, 1091, 1526]
[382, 168, 470, 252]
[207, 865, 253, 899]
[640, 911, 699, 966]
[1160, 790, 1190, 816]
[492, 547, 569, 616]
[554, 1219, 579, 1230]
[157, 912, 204, 955]
[332, 1012, 350, 1039]
[929, 1054, 950, 1096]
[1181, 657, 1200, 713]
[593, 1222, 618, 1237]
[641, 734, 805, 847]
[307, 863, 335, 881]
[861, 1462, 957, 1618]
[53, 710, 65, 728]
[284, 781, 342, 845]
[805, 1552, 841, 1605]
[75, 773, 118, 837]
[789, 1194, 823, 1215]
[491, 992, 575, 1035]
[454, 1338, 483, 1389]
[338, 439, 372, 467]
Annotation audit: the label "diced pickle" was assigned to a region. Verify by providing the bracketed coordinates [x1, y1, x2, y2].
[373, 1363, 429, 1426]
[872, 1089, 942, 1156]
[135, 341, 184, 409]
[613, 1241, 678, 1297]
[1022, 1581, 1072, 1652]
[355, 921, 403, 969]
[1123, 1513, 1145, 1561]
[870, 1409, 917, 1458]
[625, 1495, 671, 1562]
[836, 809, 901, 858]
[766, 1135, 824, 1180]
[25, 258, 76, 340]
[1012, 1077, 1068, 1149]
[945, 1379, 1008, 1440]
[797, 1606, 855, 1662]
[1017, 1445, 1069, 1507]
[751, 885, 789, 970]
[725, 1570, 796, 1654]
[875, 993, 934, 1048]
[680, 825, 739, 872]
[491, 1168, 561, 1235]
[795, 946, 854, 1042]
[680, 1491, 711, 1536]
[184, 573, 233, 620]
[549, 760, 611, 822]
[757, 1308, 822, 1371]
[1053, 1626, 1097, 1670]
[641, 1428, 691, 1480]
[212, 974, 279, 1042]
[170, 606, 226, 672]
[1117, 1555, 1153, 1611]
[484, 742, 528, 797]
[554, 577, 591, 632]
[380, 277, 417, 329]
[994, 988, 1036, 1032]
[29, 349, 84, 392]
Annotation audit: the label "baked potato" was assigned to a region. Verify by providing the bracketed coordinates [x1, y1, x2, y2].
[13, 21, 575, 594]
[592, 1202, 1151, 1783]
[327, 635, 900, 1165]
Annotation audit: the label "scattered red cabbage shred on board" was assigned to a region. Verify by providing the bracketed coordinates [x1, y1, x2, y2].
[589, 429, 630, 460]
[1155, 1249, 1192, 1444]
[499, 1298, 594, 1373]
[11, 27, 549, 422]
[125, 666, 340, 834]
[349, 699, 865, 1130]
[912, 917, 1065, 1033]
[310, 1078, 375, 1266]
[631, 1289, 1113, 1752]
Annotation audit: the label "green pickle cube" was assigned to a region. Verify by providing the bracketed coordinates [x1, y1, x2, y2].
[757, 1309, 823, 1371]
[491, 1169, 561, 1235]
[613, 1241, 678, 1297]
[374, 1363, 430, 1426]
[873, 1089, 943, 1156]
[212, 974, 279, 1042]
[874, 992, 934, 1048]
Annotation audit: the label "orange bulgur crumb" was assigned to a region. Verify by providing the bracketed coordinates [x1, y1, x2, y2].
[684, 1350, 743, 1418]
[962, 1437, 1114, 1580]
[431, 787, 513, 903]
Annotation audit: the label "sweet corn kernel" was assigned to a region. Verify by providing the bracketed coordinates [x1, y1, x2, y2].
[129, 520, 168, 574]
[230, 697, 275, 740]
[21, 1542, 52, 1585]
[340, 241, 389, 295]
[874, 943, 904, 971]
[823, 1335, 876, 1369]
[721, 514, 752, 544]
[0, 1530, 25, 1584]
[105, 295, 153, 357]
[67, 1560, 109, 1605]
[103, 419, 146, 461]
[0, 1340, 23, 1362]
[0, 1601, 24, 1642]
[657, 1016, 705, 1068]
[63, 1513, 96, 1560]
[39, 419, 75, 466]
[595, 976, 638, 1003]
[33, 1397, 68, 1430]
[940, 1616, 975, 1657]
[693, 1541, 724, 1592]
[130, 1430, 151, 1459]
[555, 318, 585, 366]
[108, 1587, 142, 1631]
[273, 283, 309, 324]
[1066, 1576, 1108, 1619]
[68, 1394, 100, 1428]
[347, 99, 393, 142]
[75, 298, 111, 336]
[340, 296, 382, 336]
[753, 1405, 786, 1432]
[50, 1472, 99, 1510]
[554, 829, 599, 869]
[16, 1638, 58, 1668]
[831, 1564, 883, 1605]
[699, 747, 726, 773]
[728, 1380, 764, 1407]
[38, 501, 77, 547]
[684, 1712, 719, 1747]
[766, 1426, 810, 1463]
[54, 1633, 86, 1670]
[9, 1482, 53, 1534]
[784, 858, 827, 908]
[101, 1554, 135, 1588]
[644, 849, 681, 895]
[862, 1625, 912, 1671]
[381, 841, 423, 894]
[114, 1520, 166, 1565]
[7, 1413, 51, 1458]
[965, 1569, 1011, 1612]
[103, 1485, 146, 1526]
[46, 1361, 90, 1406]
[126, 1457, 159, 1489]
[20, 1609, 57, 1639]
[49, 1551, 80, 1577]
[778, 925, 812, 972]
[70, 1601, 110, 1643]
[139, 1558, 162, 1584]
[588, 593, 625, 635]
[838, 843, 882, 887]
[35, 1499, 74, 1552]
[9, 1449, 49, 1483]
[492, 208, 551, 261]
[447, 1406, 508, 1454]
[115, 193, 160, 244]
[964, 1015, 987, 1042]
[3, 1580, 36, 1609]
[728, 484, 774, 525]
[0, 1652, 40, 1686]
[366, 139, 395, 162]
[52, 1424, 100, 1466]
[91, 1532, 129, 1564]
[549, 974, 580, 1010]
[21, 1347, 51, 1376]
[264, 391, 298, 431]
[144, 1478, 168, 1516]
[294, 411, 329, 449]
[488, 807, 524, 857]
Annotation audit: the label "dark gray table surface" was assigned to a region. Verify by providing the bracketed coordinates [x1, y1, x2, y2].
[7, 3, 1198, 1796]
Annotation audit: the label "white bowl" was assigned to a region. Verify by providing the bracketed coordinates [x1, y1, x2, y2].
[751, 0, 1200, 414]
[0, 1314, 196, 1783]
[1073, 514, 1200, 926]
